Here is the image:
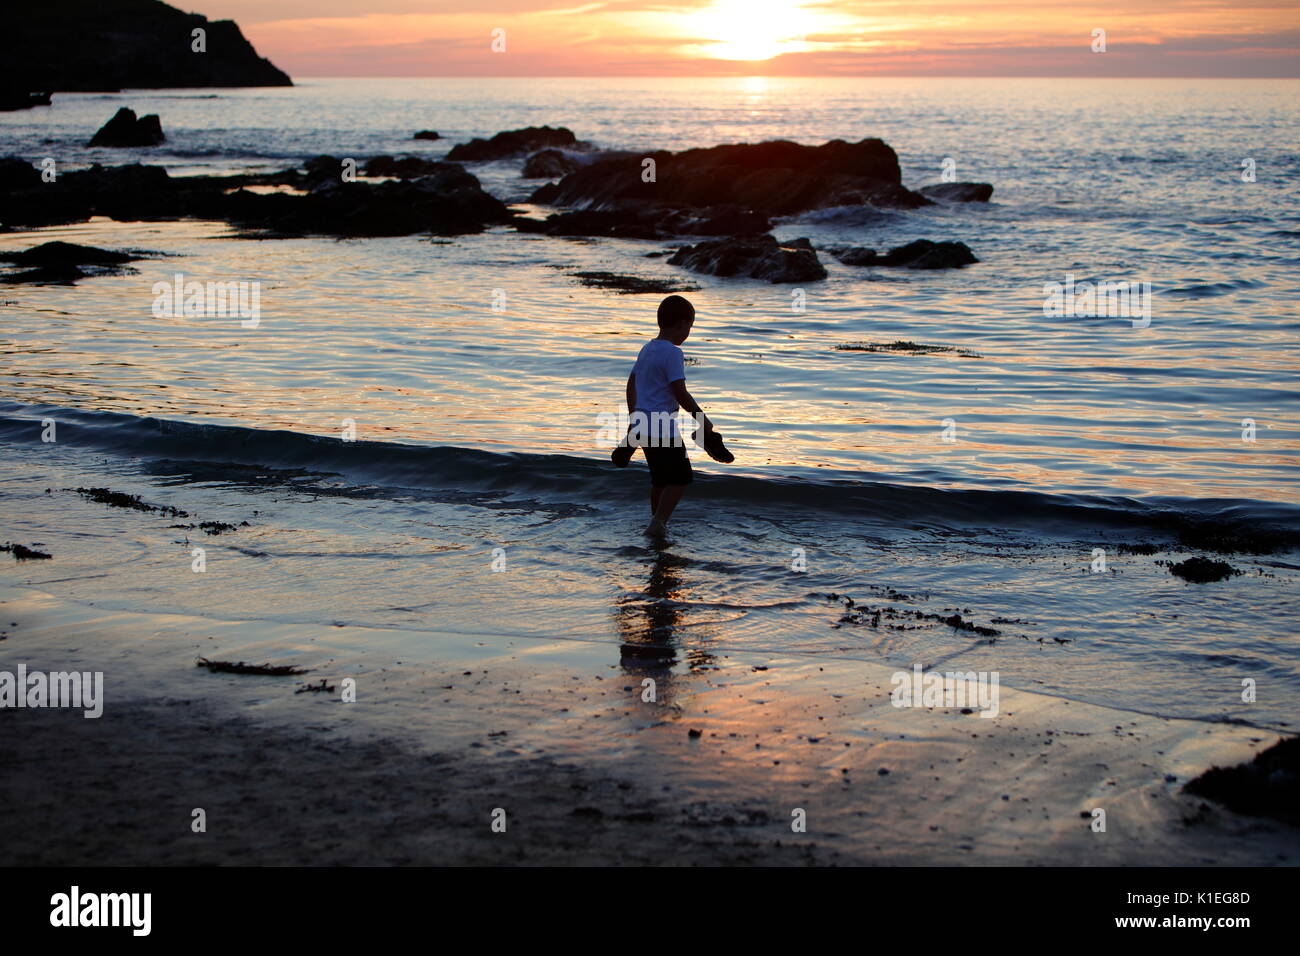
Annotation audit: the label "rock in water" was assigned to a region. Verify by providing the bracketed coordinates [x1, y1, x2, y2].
[363, 156, 456, 179]
[833, 240, 979, 270]
[0, 156, 41, 189]
[0, 241, 145, 284]
[668, 235, 827, 284]
[413, 130, 441, 140]
[447, 126, 579, 162]
[88, 108, 165, 147]
[521, 149, 586, 179]
[6, 0, 292, 91]
[536, 138, 930, 217]
[918, 182, 994, 203]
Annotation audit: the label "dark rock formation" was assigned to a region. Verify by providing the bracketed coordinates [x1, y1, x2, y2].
[0, 158, 510, 238]
[667, 235, 826, 284]
[1185, 736, 1300, 826]
[363, 156, 450, 179]
[413, 130, 441, 140]
[515, 209, 661, 240]
[831, 240, 979, 270]
[515, 204, 771, 241]
[919, 182, 994, 203]
[567, 272, 700, 294]
[522, 149, 587, 179]
[532, 138, 930, 218]
[0, 91, 52, 112]
[0, 241, 146, 284]
[88, 108, 165, 147]
[447, 126, 579, 162]
[1167, 556, 1241, 583]
[225, 167, 512, 237]
[0, 156, 42, 189]
[3, 0, 292, 91]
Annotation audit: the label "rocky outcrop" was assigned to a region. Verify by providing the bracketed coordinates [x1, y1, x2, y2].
[363, 156, 450, 179]
[4, 0, 292, 91]
[223, 167, 512, 237]
[667, 235, 826, 284]
[88, 108, 165, 147]
[0, 91, 51, 112]
[531, 138, 929, 218]
[515, 205, 771, 241]
[413, 130, 441, 140]
[918, 182, 994, 203]
[0, 156, 42, 189]
[0, 158, 510, 238]
[447, 126, 579, 162]
[521, 149, 587, 179]
[0, 241, 146, 284]
[830, 240, 979, 270]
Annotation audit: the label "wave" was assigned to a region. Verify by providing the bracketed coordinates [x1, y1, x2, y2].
[2, 401, 1297, 549]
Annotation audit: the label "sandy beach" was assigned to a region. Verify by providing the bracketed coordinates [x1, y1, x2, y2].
[3, 574, 1294, 866]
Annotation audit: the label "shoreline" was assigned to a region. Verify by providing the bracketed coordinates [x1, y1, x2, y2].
[2, 581, 1295, 866]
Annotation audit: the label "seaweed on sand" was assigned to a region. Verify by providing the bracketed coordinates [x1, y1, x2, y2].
[197, 657, 309, 676]
[1184, 736, 1300, 827]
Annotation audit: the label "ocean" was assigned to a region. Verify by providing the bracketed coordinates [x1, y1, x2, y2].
[2, 76, 1298, 730]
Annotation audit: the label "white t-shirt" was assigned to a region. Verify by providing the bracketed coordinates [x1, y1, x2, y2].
[632, 338, 687, 444]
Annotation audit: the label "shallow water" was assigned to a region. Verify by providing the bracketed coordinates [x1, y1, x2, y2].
[1, 77, 1298, 730]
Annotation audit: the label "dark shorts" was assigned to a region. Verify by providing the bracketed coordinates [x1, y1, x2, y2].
[643, 442, 693, 487]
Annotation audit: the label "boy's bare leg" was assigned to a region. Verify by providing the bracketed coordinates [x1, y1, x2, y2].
[646, 484, 687, 536]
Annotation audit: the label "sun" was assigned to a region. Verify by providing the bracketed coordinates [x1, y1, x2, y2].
[685, 0, 821, 61]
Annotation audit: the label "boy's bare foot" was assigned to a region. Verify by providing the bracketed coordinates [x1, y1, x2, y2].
[644, 518, 668, 538]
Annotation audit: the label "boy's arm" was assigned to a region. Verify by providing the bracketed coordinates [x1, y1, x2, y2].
[670, 379, 715, 431]
[626, 371, 636, 412]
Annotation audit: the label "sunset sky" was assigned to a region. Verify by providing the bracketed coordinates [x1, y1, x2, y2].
[191, 0, 1300, 76]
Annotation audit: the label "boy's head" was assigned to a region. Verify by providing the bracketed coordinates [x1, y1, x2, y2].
[657, 294, 695, 344]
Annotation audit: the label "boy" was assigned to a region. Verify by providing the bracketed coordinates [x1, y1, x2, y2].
[612, 294, 732, 537]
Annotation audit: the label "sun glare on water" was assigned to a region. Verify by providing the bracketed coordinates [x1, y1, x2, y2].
[686, 0, 823, 61]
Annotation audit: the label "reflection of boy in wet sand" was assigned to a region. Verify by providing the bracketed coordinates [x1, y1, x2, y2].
[612, 295, 733, 538]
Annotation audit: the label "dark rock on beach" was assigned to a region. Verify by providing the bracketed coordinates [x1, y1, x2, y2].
[447, 126, 579, 162]
[667, 235, 826, 284]
[831, 240, 979, 269]
[5, 0, 292, 92]
[88, 108, 165, 147]
[1184, 736, 1300, 827]
[413, 130, 441, 140]
[919, 182, 994, 203]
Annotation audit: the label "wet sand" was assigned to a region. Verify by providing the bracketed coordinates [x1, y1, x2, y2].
[1, 582, 1295, 866]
